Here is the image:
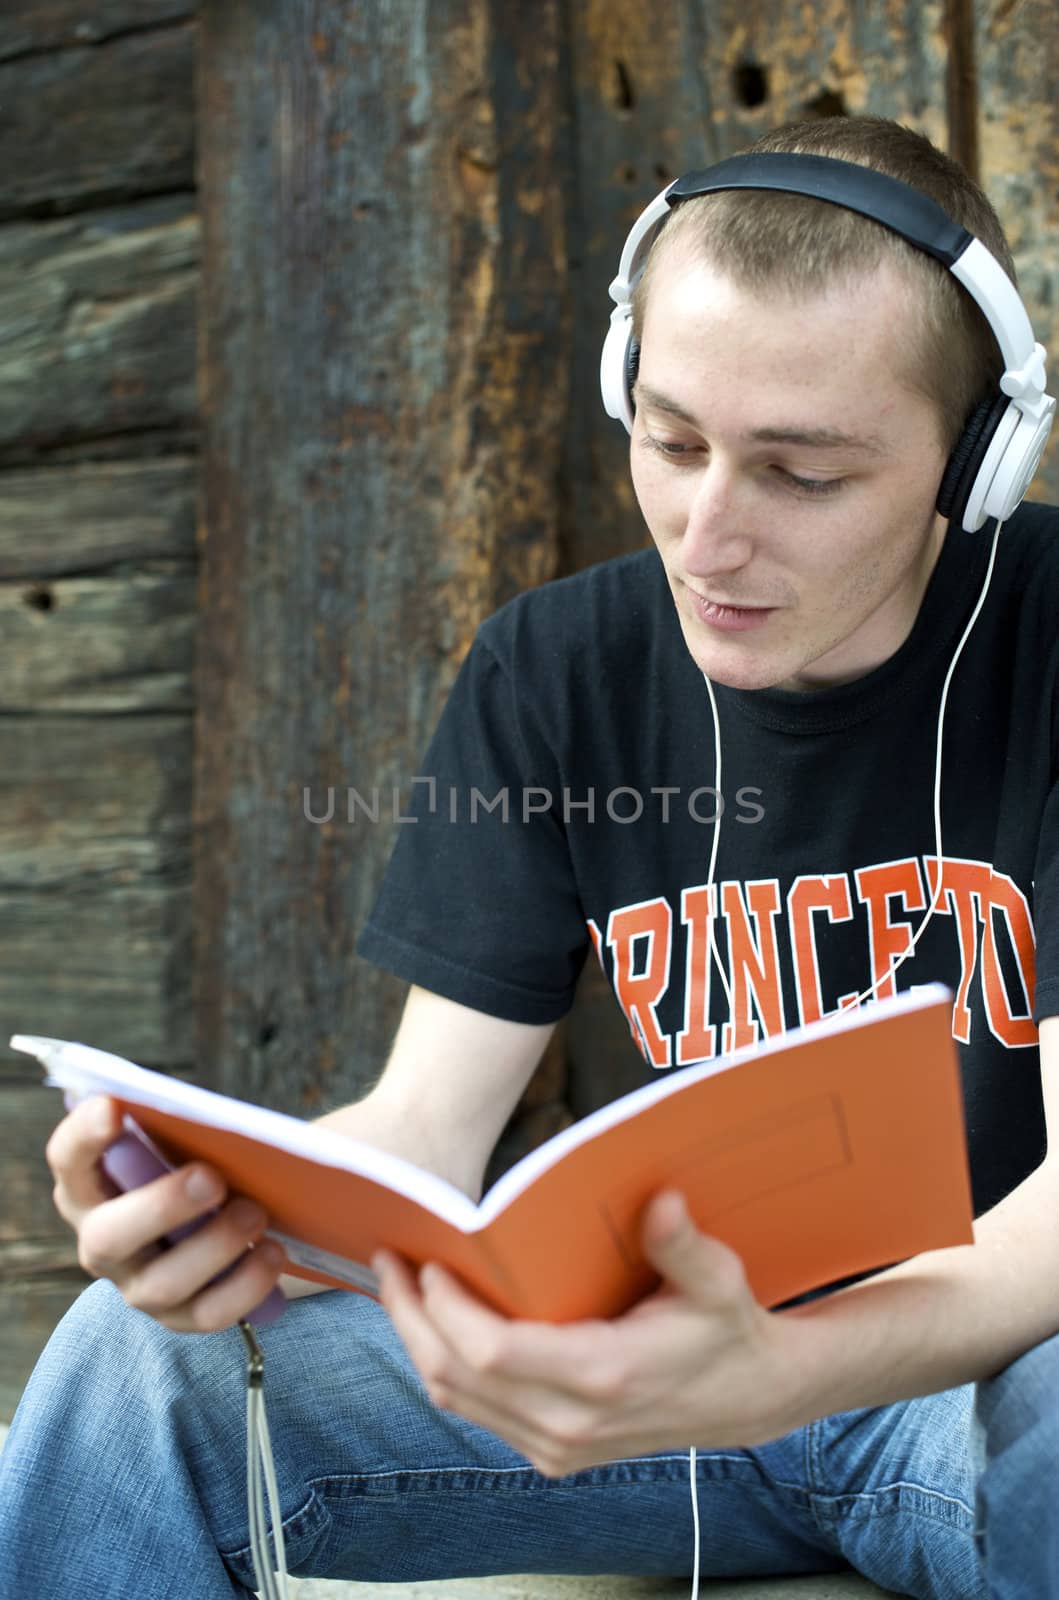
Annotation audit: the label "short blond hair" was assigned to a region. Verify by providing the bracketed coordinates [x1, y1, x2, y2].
[631, 117, 1017, 452]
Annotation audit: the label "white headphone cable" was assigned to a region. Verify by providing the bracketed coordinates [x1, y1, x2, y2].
[844, 514, 1004, 1005]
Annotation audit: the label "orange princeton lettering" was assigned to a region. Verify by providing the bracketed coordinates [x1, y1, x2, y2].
[854, 859, 927, 1001]
[788, 874, 855, 1024]
[607, 898, 673, 1067]
[676, 885, 719, 1065]
[719, 880, 784, 1052]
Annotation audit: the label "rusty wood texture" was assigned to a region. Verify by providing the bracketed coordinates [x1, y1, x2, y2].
[0, 18, 195, 219]
[974, 0, 1059, 502]
[195, 1, 567, 1112]
[0, 2, 194, 60]
[0, 197, 197, 461]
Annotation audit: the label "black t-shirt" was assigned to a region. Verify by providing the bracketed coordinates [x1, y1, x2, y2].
[359, 501, 1059, 1216]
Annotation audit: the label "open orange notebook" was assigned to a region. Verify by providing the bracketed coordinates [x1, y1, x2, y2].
[14, 984, 973, 1322]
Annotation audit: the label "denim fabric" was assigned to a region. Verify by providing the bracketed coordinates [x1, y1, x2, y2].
[0, 1279, 1054, 1598]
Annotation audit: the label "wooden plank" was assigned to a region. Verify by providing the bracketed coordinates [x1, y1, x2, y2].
[0, 1069, 87, 1426]
[195, 0, 566, 1113]
[0, 3, 194, 61]
[0, 457, 196, 579]
[0, 714, 192, 887]
[0, 882, 193, 1066]
[0, 21, 195, 218]
[0, 1083, 75, 1246]
[0, 1238, 79, 1274]
[0, 709, 194, 1065]
[974, 0, 1059, 504]
[0, 570, 195, 711]
[0, 197, 198, 459]
[944, 0, 980, 180]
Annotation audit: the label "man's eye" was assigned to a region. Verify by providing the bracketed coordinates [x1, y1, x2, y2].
[779, 470, 845, 497]
[643, 435, 697, 459]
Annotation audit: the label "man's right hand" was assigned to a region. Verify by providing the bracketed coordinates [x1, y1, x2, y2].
[46, 1094, 286, 1333]
[44, 984, 556, 1331]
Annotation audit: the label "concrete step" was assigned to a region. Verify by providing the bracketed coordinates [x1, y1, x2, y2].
[281, 1576, 897, 1599]
[1, 1424, 895, 1598]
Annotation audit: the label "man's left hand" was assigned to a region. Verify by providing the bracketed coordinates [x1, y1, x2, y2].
[373, 1189, 801, 1477]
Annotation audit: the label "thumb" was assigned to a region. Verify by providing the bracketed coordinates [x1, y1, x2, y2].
[641, 1190, 749, 1302]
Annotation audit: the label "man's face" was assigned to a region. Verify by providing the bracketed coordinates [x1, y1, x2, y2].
[629, 250, 952, 692]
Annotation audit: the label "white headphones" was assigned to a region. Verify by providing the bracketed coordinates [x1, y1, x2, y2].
[600, 152, 1055, 533]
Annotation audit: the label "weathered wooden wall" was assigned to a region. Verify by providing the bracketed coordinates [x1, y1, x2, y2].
[2, 0, 1056, 1419]
[0, 1, 199, 1418]
[195, 0, 568, 1118]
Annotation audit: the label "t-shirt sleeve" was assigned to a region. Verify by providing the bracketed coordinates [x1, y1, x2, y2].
[356, 628, 589, 1024]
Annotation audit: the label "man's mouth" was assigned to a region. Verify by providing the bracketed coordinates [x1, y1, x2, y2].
[684, 585, 776, 632]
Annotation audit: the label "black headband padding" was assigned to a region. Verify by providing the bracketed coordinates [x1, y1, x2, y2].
[667, 153, 974, 269]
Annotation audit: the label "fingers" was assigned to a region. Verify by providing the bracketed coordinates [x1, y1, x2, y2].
[373, 1250, 456, 1386]
[76, 1161, 226, 1265]
[46, 1095, 125, 1219]
[373, 1253, 612, 1460]
[46, 1094, 287, 1332]
[120, 1216, 287, 1333]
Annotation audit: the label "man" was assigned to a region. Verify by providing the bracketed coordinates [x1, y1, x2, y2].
[2, 114, 1058, 1600]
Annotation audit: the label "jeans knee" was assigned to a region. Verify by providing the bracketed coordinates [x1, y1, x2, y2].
[35, 1278, 145, 1385]
[23, 1277, 248, 1450]
[47, 1278, 178, 1379]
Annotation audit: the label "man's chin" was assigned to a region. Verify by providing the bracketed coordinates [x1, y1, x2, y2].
[677, 622, 798, 694]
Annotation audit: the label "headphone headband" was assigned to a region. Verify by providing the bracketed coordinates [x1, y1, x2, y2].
[669, 153, 974, 264]
[601, 148, 1055, 529]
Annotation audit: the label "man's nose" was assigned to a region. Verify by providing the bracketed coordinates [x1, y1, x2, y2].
[682, 460, 753, 573]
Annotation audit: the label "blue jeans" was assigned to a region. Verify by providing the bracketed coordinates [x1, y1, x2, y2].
[0, 1280, 1056, 1598]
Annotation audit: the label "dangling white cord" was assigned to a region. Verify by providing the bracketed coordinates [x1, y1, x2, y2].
[844, 514, 1004, 1006]
[688, 1442, 701, 1598]
[239, 1320, 289, 1600]
[685, 520, 1002, 1597]
[702, 670, 735, 1019]
[683, 670, 729, 1600]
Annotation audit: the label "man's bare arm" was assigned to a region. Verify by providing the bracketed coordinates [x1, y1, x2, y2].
[316, 985, 554, 1199]
[280, 985, 555, 1298]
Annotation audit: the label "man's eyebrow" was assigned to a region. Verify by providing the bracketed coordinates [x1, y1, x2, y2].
[633, 383, 889, 455]
[750, 424, 889, 455]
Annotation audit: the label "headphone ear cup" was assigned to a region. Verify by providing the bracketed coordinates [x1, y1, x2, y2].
[936, 391, 1011, 529]
[600, 308, 636, 430]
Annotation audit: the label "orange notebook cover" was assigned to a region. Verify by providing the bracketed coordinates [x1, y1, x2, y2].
[13, 984, 974, 1322]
